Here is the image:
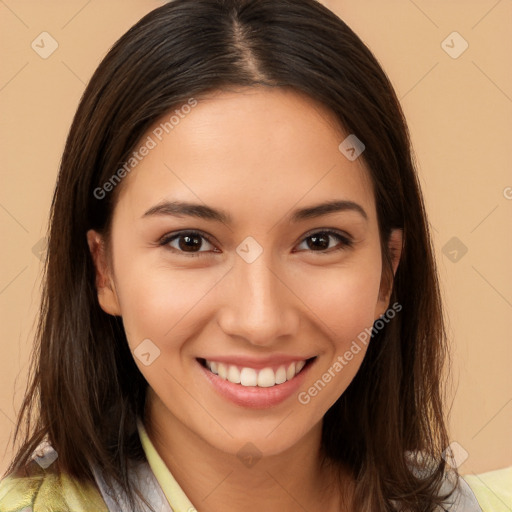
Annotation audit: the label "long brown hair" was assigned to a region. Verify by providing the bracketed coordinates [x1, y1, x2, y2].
[6, 0, 453, 510]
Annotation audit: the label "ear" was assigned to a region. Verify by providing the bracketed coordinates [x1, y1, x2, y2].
[375, 228, 403, 319]
[87, 229, 122, 316]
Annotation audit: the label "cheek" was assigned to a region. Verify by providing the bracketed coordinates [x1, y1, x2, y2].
[111, 261, 218, 402]
[114, 260, 224, 347]
[294, 255, 383, 343]
[291, 252, 383, 405]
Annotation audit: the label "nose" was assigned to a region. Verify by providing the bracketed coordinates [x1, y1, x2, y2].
[217, 252, 300, 347]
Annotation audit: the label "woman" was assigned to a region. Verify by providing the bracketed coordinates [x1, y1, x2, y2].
[0, 0, 485, 510]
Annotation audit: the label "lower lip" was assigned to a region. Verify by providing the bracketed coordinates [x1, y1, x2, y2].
[198, 359, 314, 409]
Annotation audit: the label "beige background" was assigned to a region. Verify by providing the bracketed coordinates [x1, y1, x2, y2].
[1, 0, 511, 478]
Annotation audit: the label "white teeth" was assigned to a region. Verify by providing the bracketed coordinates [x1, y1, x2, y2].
[217, 363, 227, 379]
[240, 368, 257, 386]
[227, 365, 241, 384]
[296, 360, 306, 373]
[275, 366, 287, 384]
[257, 368, 275, 388]
[286, 362, 296, 381]
[203, 358, 309, 387]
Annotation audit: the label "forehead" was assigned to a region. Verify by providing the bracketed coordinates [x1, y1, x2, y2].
[114, 86, 376, 227]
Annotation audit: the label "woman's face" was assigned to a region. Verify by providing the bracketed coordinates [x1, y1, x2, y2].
[89, 86, 400, 457]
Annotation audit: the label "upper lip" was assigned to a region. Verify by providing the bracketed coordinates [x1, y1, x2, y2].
[198, 354, 316, 369]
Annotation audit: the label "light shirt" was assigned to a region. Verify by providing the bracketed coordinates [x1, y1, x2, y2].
[136, 418, 197, 512]
[134, 418, 487, 512]
[0, 426, 500, 511]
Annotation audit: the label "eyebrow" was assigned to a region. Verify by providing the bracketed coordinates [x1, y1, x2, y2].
[142, 199, 368, 224]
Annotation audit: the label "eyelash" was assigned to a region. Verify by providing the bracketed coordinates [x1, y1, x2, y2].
[158, 229, 353, 258]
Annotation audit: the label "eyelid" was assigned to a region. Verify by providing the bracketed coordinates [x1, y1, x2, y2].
[299, 227, 353, 244]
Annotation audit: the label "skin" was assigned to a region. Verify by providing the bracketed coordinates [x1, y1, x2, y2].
[88, 86, 402, 512]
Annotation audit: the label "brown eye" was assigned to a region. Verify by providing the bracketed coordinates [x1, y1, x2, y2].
[296, 230, 353, 253]
[160, 231, 217, 257]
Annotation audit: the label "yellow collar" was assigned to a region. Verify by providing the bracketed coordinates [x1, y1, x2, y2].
[136, 418, 196, 512]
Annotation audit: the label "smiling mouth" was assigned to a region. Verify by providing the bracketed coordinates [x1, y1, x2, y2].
[197, 357, 316, 388]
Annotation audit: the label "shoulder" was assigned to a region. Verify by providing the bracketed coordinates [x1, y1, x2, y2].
[436, 468, 484, 511]
[0, 442, 108, 512]
[403, 450, 484, 511]
[462, 466, 512, 512]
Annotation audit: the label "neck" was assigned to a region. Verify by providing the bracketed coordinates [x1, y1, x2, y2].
[144, 393, 351, 512]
